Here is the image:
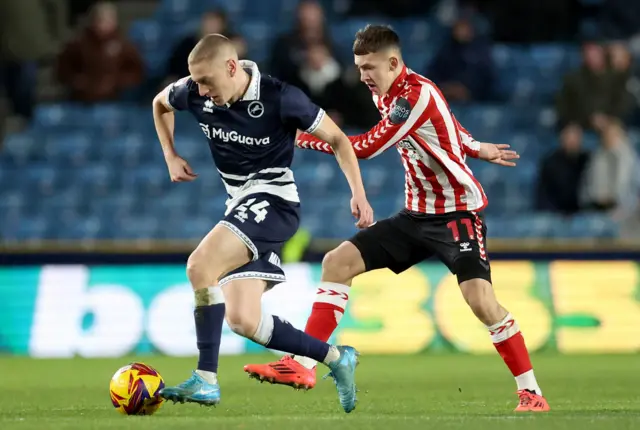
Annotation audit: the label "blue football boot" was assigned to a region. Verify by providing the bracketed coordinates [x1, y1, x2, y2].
[324, 346, 360, 413]
[159, 371, 221, 406]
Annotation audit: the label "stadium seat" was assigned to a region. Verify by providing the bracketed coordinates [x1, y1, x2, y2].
[238, 21, 277, 64]
[129, 20, 169, 75]
[33, 103, 88, 130]
[2, 215, 49, 241]
[43, 132, 95, 166]
[1, 131, 41, 166]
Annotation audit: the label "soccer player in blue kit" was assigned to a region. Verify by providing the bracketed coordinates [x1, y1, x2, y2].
[151, 34, 373, 413]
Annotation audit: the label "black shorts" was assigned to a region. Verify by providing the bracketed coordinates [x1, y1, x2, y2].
[349, 210, 491, 284]
[218, 193, 300, 289]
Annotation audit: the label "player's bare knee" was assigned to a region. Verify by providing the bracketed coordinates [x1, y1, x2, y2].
[221, 278, 265, 337]
[321, 251, 351, 283]
[321, 242, 364, 283]
[186, 252, 214, 290]
[459, 278, 503, 325]
[225, 308, 258, 338]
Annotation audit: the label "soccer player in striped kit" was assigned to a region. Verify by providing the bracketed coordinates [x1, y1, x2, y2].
[244, 24, 549, 412]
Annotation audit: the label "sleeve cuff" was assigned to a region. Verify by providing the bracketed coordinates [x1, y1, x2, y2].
[305, 109, 325, 134]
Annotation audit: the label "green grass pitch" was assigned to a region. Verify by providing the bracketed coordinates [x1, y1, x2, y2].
[1, 354, 639, 429]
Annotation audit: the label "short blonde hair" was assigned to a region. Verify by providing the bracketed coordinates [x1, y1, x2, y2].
[188, 33, 234, 64]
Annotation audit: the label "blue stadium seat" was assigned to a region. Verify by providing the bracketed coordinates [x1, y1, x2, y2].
[112, 215, 161, 240]
[238, 21, 276, 64]
[74, 164, 116, 197]
[567, 213, 619, 238]
[43, 132, 95, 166]
[60, 216, 105, 240]
[361, 165, 389, 198]
[129, 20, 168, 75]
[88, 194, 138, 219]
[173, 216, 216, 239]
[121, 166, 168, 197]
[24, 164, 60, 197]
[238, 0, 297, 24]
[33, 104, 88, 130]
[1, 131, 41, 165]
[154, 0, 204, 24]
[0, 190, 27, 220]
[1, 215, 48, 241]
[100, 133, 149, 166]
[330, 19, 378, 62]
[89, 104, 139, 135]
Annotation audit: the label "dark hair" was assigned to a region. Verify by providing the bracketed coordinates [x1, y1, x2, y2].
[353, 24, 401, 55]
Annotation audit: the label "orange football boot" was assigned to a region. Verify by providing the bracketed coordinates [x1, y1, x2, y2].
[514, 389, 550, 412]
[243, 356, 317, 390]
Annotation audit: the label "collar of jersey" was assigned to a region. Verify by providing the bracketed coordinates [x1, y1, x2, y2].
[237, 60, 261, 102]
[385, 65, 409, 101]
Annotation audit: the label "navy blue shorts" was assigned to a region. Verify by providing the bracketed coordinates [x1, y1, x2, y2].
[217, 193, 300, 289]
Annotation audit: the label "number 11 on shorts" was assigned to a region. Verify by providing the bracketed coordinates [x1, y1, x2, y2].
[446, 218, 474, 242]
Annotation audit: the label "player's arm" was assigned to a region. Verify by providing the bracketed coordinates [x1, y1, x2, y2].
[454, 117, 481, 158]
[296, 86, 430, 159]
[452, 115, 519, 167]
[152, 77, 198, 182]
[309, 114, 374, 227]
[281, 83, 373, 228]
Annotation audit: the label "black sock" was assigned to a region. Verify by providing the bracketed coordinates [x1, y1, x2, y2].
[194, 303, 225, 373]
[263, 315, 331, 363]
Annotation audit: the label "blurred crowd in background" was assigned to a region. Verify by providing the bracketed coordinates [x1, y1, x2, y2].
[1, 0, 640, 244]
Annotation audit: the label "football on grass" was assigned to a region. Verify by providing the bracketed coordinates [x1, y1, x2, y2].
[109, 362, 165, 415]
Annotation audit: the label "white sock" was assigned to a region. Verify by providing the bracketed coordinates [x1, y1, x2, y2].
[195, 369, 218, 385]
[321, 346, 340, 365]
[295, 356, 318, 370]
[515, 370, 542, 395]
[252, 312, 274, 345]
[486, 313, 542, 396]
[292, 281, 350, 370]
[194, 285, 225, 306]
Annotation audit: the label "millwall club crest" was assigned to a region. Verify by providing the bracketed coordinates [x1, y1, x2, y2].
[248, 101, 264, 118]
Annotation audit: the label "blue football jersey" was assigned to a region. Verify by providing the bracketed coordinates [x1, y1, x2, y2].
[165, 60, 325, 213]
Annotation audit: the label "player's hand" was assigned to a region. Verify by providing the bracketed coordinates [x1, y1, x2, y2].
[478, 143, 519, 167]
[350, 193, 374, 229]
[165, 154, 198, 182]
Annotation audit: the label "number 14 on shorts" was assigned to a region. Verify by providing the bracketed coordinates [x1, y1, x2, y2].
[234, 198, 270, 224]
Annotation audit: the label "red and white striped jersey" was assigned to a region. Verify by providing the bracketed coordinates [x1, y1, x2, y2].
[296, 66, 488, 214]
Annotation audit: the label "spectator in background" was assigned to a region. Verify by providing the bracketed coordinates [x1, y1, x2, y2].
[536, 123, 590, 214]
[321, 67, 381, 130]
[426, 18, 493, 102]
[56, 2, 144, 103]
[230, 34, 248, 61]
[556, 42, 633, 130]
[268, 0, 334, 85]
[580, 118, 640, 214]
[292, 43, 341, 103]
[0, 0, 56, 123]
[165, 10, 235, 83]
[288, 42, 379, 130]
[607, 42, 638, 115]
